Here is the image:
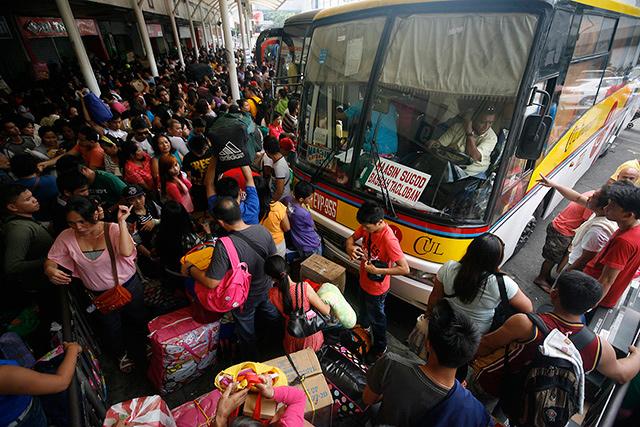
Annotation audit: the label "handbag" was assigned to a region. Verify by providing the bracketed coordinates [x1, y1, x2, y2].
[365, 234, 387, 282]
[488, 273, 516, 332]
[92, 223, 132, 314]
[287, 282, 339, 338]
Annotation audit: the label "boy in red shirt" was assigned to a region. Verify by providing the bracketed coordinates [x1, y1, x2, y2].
[584, 181, 640, 309]
[346, 201, 409, 363]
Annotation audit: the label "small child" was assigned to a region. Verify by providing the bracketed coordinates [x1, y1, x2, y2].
[287, 181, 322, 258]
[122, 184, 161, 261]
[99, 134, 122, 177]
[182, 134, 212, 212]
[345, 201, 409, 363]
[159, 154, 194, 213]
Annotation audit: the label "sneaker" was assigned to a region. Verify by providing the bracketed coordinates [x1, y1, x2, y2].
[365, 346, 387, 365]
[118, 353, 135, 374]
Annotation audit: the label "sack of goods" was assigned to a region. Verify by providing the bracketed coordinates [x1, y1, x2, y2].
[147, 307, 220, 394]
[103, 395, 176, 427]
[317, 283, 356, 329]
[171, 390, 221, 427]
[318, 344, 370, 419]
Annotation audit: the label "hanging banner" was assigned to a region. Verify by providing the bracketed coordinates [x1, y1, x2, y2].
[17, 17, 99, 39]
[365, 158, 431, 207]
[179, 26, 191, 39]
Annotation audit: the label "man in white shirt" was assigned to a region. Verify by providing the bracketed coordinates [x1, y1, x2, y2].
[167, 119, 190, 156]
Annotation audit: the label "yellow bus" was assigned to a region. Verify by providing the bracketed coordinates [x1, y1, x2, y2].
[293, 0, 640, 308]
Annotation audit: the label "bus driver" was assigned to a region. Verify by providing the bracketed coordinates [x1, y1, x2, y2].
[427, 107, 498, 177]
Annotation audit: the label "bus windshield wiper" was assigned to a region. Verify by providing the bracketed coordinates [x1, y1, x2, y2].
[369, 113, 398, 218]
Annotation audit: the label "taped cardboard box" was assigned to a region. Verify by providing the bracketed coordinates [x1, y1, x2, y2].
[300, 254, 346, 293]
[243, 348, 333, 424]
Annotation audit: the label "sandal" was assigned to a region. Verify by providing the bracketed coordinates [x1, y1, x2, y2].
[118, 354, 135, 374]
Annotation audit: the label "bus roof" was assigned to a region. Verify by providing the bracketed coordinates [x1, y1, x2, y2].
[283, 9, 320, 38]
[314, 0, 640, 20]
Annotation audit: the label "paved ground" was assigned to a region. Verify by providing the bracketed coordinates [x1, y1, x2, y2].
[106, 125, 638, 409]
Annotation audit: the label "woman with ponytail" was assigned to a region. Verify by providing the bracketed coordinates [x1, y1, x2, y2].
[425, 233, 532, 334]
[264, 255, 330, 352]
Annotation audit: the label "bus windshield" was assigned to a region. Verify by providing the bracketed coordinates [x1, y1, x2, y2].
[298, 12, 538, 222]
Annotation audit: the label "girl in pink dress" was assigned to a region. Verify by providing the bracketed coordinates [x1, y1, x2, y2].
[264, 255, 330, 353]
[159, 154, 194, 213]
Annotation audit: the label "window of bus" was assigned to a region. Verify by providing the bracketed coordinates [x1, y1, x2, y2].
[297, 17, 386, 186]
[538, 10, 575, 78]
[597, 17, 640, 102]
[351, 13, 537, 222]
[548, 14, 615, 144]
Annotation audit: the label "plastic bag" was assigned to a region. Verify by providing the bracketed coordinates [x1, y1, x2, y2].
[407, 314, 429, 360]
[103, 395, 176, 426]
[171, 390, 221, 427]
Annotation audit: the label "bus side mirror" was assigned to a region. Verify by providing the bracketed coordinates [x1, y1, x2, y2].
[516, 114, 553, 160]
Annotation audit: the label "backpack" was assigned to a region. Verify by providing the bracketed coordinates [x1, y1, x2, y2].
[208, 115, 251, 173]
[194, 237, 251, 313]
[500, 313, 596, 427]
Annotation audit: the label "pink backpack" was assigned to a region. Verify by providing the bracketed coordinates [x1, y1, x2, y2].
[195, 236, 251, 312]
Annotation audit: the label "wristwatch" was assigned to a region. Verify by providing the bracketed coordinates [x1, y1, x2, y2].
[466, 131, 475, 137]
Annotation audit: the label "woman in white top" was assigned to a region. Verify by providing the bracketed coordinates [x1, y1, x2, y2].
[426, 233, 533, 334]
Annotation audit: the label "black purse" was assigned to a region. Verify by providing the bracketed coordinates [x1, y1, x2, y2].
[489, 273, 517, 332]
[287, 282, 339, 338]
[365, 234, 387, 282]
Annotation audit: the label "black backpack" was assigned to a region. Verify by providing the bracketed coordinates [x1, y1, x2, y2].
[500, 313, 596, 427]
[247, 96, 270, 125]
[208, 115, 250, 174]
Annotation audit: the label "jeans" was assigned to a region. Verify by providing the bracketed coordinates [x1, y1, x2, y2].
[359, 289, 388, 353]
[92, 274, 147, 362]
[232, 292, 281, 360]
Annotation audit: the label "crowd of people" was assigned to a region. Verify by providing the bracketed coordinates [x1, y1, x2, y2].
[1, 40, 640, 427]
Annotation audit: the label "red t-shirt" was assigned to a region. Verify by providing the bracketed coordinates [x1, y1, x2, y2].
[221, 167, 260, 190]
[552, 194, 594, 237]
[584, 224, 640, 308]
[166, 176, 194, 213]
[353, 223, 405, 296]
[69, 143, 105, 170]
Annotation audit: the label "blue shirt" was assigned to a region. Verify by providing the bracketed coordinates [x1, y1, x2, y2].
[0, 360, 31, 426]
[16, 175, 59, 221]
[208, 186, 260, 225]
[345, 101, 399, 155]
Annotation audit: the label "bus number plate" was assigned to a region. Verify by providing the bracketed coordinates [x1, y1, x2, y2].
[313, 191, 338, 221]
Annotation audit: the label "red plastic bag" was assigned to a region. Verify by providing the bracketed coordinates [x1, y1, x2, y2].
[103, 395, 176, 426]
[171, 390, 221, 427]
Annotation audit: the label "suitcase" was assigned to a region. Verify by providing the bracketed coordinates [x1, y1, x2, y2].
[147, 307, 220, 394]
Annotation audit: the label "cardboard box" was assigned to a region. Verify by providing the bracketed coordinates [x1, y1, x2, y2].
[243, 348, 333, 423]
[300, 254, 346, 293]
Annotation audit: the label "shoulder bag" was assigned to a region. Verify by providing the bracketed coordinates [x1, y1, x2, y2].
[365, 233, 387, 282]
[92, 223, 132, 314]
[488, 273, 517, 332]
[287, 282, 339, 338]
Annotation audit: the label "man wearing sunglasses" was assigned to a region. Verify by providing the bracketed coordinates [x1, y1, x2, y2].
[130, 117, 155, 156]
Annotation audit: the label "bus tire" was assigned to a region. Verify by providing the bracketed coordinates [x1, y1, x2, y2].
[514, 216, 537, 255]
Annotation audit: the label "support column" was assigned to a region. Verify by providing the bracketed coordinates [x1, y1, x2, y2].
[199, 6, 210, 51]
[165, 0, 184, 67]
[131, 0, 159, 76]
[219, 0, 239, 100]
[55, 0, 100, 95]
[236, 0, 247, 59]
[243, 4, 251, 59]
[186, 0, 199, 59]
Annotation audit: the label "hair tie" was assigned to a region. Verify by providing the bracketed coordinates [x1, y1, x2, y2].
[279, 271, 287, 279]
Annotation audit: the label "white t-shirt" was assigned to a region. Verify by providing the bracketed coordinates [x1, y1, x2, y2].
[265, 155, 291, 200]
[168, 135, 189, 156]
[105, 128, 128, 141]
[136, 138, 155, 156]
[568, 219, 617, 264]
[437, 260, 519, 334]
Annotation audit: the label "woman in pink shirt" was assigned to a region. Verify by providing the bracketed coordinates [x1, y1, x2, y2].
[159, 154, 194, 213]
[44, 197, 147, 373]
[122, 140, 155, 192]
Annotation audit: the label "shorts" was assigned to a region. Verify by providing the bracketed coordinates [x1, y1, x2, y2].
[541, 223, 572, 264]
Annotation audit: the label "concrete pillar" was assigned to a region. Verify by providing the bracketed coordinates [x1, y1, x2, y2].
[236, 0, 247, 57]
[243, 4, 251, 59]
[200, 6, 209, 51]
[219, 0, 239, 100]
[55, 0, 101, 95]
[165, 0, 184, 67]
[186, 0, 199, 59]
[131, 0, 159, 76]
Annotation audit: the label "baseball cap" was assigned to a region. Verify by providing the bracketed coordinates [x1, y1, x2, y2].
[279, 137, 296, 153]
[122, 184, 145, 199]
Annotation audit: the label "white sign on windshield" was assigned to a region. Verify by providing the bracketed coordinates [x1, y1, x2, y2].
[345, 37, 363, 76]
[365, 159, 431, 207]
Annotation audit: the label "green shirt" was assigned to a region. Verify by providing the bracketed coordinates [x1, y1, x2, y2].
[90, 170, 127, 207]
[1, 215, 54, 291]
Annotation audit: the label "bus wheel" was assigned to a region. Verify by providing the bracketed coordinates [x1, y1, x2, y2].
[514, 216, 537, 255]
